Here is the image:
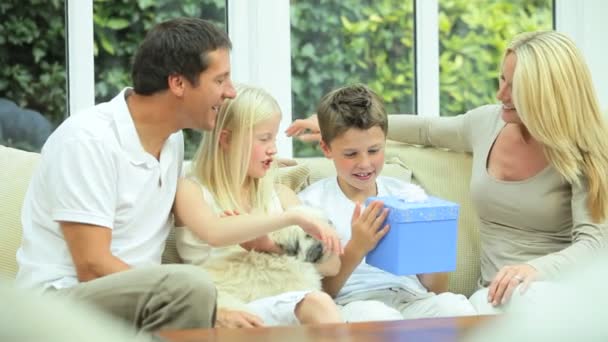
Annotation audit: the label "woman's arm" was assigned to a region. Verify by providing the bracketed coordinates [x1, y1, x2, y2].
[286, 108, 485, 153]
[526, 179, 608, 279]
[387, 113, 474, 152]
[173, 178, 337, 250]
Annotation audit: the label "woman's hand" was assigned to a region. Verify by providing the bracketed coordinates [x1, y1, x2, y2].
[487, 263, 538, 306]
[285, 114, 321, 143]
[216, 308, 264, 328]
[349, 201, 390, 255]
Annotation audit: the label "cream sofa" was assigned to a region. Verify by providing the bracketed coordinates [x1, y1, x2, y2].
[0, 141, 480, 296]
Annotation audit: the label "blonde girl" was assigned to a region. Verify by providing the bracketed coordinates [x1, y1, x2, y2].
[173, 85, 342, 327]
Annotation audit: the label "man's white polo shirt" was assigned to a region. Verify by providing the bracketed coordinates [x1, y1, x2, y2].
[16, 88, 184, 290]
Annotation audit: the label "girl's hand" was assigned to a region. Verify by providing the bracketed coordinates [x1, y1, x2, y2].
[220, 209, 241, 217]
[222, 209, 281, 253]
[295, 213, 343, 255]
[349, 201, 390, 254]
[216, 308, 264, 328]
[240, 235, 282, 254]
[487, 264, 538, 306]
[285, 114, 321, 143]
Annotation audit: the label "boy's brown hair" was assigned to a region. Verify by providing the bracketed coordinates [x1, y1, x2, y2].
[316, 84, 387, 146]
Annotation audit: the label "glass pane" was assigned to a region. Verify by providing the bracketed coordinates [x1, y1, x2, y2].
[0, 1, 66, 152]
[291, 0, 415, 157]
[93, 0, 227, 159]
[439, 0, 554, 116]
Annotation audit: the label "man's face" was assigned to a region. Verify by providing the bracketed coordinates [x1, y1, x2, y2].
[321, 126, 386, 199]
[183, 48, 236, 131]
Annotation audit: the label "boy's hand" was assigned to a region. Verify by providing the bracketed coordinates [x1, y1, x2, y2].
[349, 201, 390, 254]
[285, 114, 321, 143]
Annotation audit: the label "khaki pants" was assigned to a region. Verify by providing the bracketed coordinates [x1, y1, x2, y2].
[55, 264, 217, 332]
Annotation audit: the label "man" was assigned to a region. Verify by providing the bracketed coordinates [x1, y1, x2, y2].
[16, 18, 235, 333]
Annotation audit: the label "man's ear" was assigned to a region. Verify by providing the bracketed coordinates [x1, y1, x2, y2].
[320, 140, 332, 159]
[167, 74, 186, 97]
[219, 129, 231, 150]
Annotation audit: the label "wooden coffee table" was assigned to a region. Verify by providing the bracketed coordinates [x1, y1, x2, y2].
[159, 315, 493, 342]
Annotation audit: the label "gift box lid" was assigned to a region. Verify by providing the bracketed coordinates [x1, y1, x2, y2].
[365, 196, 459, 223]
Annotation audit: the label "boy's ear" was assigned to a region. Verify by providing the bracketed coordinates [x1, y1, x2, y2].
[320, 140, 332, 159]
[167, 74, 186, 97]
[219, 129, 231, 150]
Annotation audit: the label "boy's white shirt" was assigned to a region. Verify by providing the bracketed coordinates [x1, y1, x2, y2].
[298, 176, 428, 303]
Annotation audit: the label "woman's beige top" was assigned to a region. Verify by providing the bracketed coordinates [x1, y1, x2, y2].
[389, 104, 608, 286]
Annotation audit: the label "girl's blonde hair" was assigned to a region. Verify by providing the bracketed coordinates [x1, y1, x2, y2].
[191, 84, 281, 214]
[508, 31, 608, 222]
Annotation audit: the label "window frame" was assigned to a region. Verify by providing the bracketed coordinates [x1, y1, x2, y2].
[66, 1, 607, 158]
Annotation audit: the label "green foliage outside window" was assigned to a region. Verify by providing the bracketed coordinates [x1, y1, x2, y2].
[0, 0, 66, 129]
[1, 0, 552, 157]
[290, 0, 552, 156]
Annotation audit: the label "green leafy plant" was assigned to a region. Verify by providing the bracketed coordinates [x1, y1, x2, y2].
[290, 0, 552, 156]
[1, 0, 552, 157]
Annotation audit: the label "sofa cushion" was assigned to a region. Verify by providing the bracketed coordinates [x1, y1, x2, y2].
[0, 146, 40, 278]
[386, 140, 480, 297]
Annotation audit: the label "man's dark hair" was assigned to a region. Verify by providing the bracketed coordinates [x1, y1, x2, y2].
[131, 18, 232, 95]
[316, 84, 388, 145]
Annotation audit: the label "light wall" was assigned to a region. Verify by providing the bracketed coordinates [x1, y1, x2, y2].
[557, 0, 608, 110]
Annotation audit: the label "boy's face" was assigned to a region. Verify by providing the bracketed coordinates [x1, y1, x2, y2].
[320, 126, 386, 199]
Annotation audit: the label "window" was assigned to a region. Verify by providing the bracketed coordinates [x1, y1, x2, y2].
[93, 0, 227, 159]
[438, 0, 554, 116]
[0, 1, 66, 152]
[290, 0, 416, 157]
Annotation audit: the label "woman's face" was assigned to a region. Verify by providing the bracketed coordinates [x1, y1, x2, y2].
[496, 52, 522, 124]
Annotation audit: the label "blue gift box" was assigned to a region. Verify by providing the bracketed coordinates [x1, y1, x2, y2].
[365, 195, 459, 275]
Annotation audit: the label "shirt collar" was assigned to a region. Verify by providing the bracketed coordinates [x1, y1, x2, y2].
[112, 88, 154, 166]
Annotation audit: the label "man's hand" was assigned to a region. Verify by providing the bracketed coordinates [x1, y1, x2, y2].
[349, 201, 390, 255]
[216, 308, 264, 328]
[285, 114, 321, 143]
[487, 263, 538, 306]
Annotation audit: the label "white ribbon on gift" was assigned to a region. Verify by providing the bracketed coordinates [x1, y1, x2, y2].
[394, 183, 428, 202]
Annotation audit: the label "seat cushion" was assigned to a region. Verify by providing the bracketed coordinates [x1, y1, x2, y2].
[386, 141, 480, 296]
[0, 146, 40, 278]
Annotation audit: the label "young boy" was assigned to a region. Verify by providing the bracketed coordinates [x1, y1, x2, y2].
[297, 84, 476, 319]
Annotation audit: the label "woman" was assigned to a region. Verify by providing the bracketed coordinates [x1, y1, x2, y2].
[286, 31, 608, 313]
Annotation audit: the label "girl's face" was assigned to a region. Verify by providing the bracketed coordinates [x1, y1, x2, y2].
[247, 113, 281, 179]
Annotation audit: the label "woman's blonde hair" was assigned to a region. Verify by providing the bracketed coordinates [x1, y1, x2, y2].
[508, 31, 608, 222]
[191, 84, 281, 214]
